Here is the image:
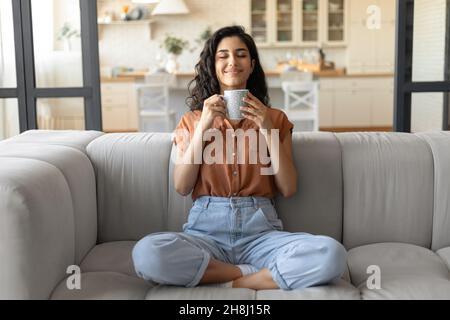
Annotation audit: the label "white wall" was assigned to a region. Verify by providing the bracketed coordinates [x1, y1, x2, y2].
[0, 0, 20, 139]
[97, 0, 347, 72]
[411, 0, 447, 132]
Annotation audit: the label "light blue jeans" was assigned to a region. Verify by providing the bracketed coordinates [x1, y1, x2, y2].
[132, 196, 347, 290]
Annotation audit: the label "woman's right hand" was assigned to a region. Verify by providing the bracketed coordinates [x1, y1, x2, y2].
[200, 94, 227, 130]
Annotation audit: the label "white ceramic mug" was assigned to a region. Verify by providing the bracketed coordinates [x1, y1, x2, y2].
[224, 89, 249, 120]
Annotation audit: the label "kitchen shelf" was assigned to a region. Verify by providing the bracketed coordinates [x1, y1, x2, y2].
[98, 19, 154, 25]
[97, 19, 155, 40]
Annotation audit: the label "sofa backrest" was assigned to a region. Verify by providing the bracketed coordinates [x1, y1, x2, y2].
[85, 131, 450, 251]
[86, 133, 173, 243]
[337, 132, 434, 250]
[416, 132, 450, 251]
[0, 130, 103, 264]
[86, 132, 344, 243]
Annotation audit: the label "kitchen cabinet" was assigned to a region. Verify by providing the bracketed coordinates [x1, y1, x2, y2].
[323, 0, 347, 45]
[300, 0, 320, 44]
[346, 0, 395, 74]
[334, 89, 371, 126]
[318, 77, 394, 128]
[250, 0, 270, 44]
[249, 0, 297, 46]
[275, 0, 296, 44]
[318, 88, 334, 127]
[101, 82, 138, 132]
[371, 86, 394, 126]
[250, 0, 347, 47]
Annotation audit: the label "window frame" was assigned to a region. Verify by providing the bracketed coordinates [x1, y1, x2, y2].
[0, 0, 102, 132]
[394, 0, 450, 132]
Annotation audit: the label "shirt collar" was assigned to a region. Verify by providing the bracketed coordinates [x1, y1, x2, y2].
[214, 117, 259, 131]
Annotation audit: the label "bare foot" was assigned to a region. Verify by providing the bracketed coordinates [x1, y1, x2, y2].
[232, 268, 279, 290]
[199, 259, 242, 285]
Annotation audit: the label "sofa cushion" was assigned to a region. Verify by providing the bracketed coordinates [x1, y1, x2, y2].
[51, 272, 152, 300]
[145, 286, 256, 300]
[436, 247, 450, 270]
[0, 157, 75, 299]
[0, 144, 97, 264]
[275, 132, 343, 240]
[348, 243, 450, 299]
[80, 241, 139, 278]
[256, 279, 360, 300]
[416, 132, 450, 251]
[0, 130, 103, 152]
[167, 146, 195, 232]
[167, 132, 344, 240]
[336, 133, 434, 249]
[86, 133, 173, 242]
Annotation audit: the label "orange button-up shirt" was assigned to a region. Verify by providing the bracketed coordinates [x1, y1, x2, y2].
[172, 107, 294, 200]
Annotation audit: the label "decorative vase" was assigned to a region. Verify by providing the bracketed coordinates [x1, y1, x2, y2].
[165, 53, 180, 74]
[63, 39, 72, 51]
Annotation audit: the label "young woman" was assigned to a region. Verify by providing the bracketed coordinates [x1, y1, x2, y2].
[132, 26, 347, 290]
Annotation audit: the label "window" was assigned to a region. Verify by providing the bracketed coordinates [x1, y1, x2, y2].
[0, 0, 101, 137]
[395, 0, 450, 132]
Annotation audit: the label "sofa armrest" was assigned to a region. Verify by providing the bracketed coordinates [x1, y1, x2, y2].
[0, 157, 75, 299]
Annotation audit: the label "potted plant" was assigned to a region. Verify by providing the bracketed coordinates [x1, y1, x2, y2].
[56, 22, 80, 51]
[160, 34, 189, 73]
[188, 26, 213, 53]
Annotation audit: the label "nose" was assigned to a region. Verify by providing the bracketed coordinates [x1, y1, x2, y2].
[228, 55, 238, 66]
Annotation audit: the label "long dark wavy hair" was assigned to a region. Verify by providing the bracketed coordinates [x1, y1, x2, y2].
[186, 25, 270, 111]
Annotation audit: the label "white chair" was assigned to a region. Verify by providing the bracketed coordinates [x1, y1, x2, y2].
[281, 80, 320, 132]
[280, 70, 314, 82]
[135, 73, 176, 132]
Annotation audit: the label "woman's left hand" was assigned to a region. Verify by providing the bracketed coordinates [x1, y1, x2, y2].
[241, 92, 273, 130]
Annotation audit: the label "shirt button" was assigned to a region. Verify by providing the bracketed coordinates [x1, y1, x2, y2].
[233, 193, 237, 196]
[233, 171, 238, 176]
[232, 152, 236, 157]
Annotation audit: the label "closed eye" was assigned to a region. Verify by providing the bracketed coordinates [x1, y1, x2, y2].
[217, 54, 248, 59]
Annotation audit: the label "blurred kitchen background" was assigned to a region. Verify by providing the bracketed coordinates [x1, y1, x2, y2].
[0, 0, 448, 139]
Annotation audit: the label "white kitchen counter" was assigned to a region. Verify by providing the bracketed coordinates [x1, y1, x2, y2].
[100, 72, 394, 132]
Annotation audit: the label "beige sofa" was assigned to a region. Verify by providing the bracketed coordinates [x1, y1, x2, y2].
[0, 130, 449, 299]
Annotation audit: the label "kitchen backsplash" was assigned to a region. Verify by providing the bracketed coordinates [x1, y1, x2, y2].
[98, 0, 346, 73]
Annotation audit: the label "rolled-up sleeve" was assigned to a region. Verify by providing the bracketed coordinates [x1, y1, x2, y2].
[278, 111, 294, 143]
[172, 113, 196, 154]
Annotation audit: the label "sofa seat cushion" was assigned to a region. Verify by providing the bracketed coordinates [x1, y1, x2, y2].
[348, 243, 450, 299]
[75, 241, 357, 300]
[80, 241, 139, 278]
[51, 272, 152, 300]
[145, 282, 360, 300]
[146, 286, 255, 300]
[256, 279, 360, 300]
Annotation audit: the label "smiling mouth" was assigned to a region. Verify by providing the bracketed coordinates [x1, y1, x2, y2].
[225, 71, 241, 75]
